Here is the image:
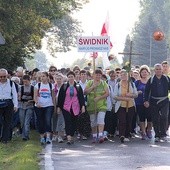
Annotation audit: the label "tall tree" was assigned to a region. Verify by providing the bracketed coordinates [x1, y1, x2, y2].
[0, 0, 89, 70]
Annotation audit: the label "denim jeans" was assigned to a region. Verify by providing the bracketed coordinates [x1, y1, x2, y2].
[12, 109, 20, 129]
[19, 108, 33, 138]
[30, 109, 38, 130]
[56, 113, 65, 132]
[35, 106, 54, 134]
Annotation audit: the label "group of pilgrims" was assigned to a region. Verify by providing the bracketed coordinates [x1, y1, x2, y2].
[0, 60, 170, 144]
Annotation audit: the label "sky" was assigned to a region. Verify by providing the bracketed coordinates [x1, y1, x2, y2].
[43, 0, 141, 69]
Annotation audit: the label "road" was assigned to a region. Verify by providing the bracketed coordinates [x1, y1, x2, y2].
[39, 135, 170, 170]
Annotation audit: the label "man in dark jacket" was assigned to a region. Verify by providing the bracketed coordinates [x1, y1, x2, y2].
[144, 64, 170, 142]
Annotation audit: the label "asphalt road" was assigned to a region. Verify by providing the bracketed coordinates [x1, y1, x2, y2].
[39, 135, 170, 170]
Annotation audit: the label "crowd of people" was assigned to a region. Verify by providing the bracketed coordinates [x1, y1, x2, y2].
[0, 61, 170, 145]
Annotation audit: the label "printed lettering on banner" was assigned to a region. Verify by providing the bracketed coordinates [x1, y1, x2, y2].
[77, 36, 110, 52]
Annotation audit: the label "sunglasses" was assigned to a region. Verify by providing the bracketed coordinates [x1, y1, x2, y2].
[0, 76, 7, 78]
[50, 69, 57, 72]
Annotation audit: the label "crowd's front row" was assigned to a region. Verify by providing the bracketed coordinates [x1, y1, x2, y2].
[0, 63, 170, 145]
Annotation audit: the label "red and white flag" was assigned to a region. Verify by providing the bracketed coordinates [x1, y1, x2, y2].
[101, 12, 113, 69]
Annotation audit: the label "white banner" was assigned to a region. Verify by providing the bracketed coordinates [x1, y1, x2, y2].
[77, 36, 110, 52]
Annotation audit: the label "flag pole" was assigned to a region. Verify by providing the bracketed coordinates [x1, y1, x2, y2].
[91, 32, 97, 114]
[92, 53, 97, 114]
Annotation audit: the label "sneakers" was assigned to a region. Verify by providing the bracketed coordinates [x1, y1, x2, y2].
[146, 131, 153, 139]
[124, 138, 130, 142]
[40, 138, 46, 145]
[120, 136, 130, 143]
[22, 137, 30, 141]
[155, 137, 160, 142]
[77, 134, 81, 139]
[52, 136, 57, 142]
[82, 136, 88, 140]
[58, 136, 64, 143]
[92, 137, 97, 143]
[46, 137, 51, 144]
[67, 140, 74, 145]
[120, 136, 125, 143]
[160, 137, 168, 142]
[104, 136, 109, 141]
[141, 133, 147, 140]
[98, 137, 104, 143]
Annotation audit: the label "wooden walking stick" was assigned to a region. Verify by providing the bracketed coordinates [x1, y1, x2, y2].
[119, 41, 142, 112]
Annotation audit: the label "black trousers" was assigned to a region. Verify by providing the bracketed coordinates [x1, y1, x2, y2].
[104, 109, 117, 135]
[151, 102, 169, 138]
[62, 109, 77, 137]
[0, 101, 14, 142]
[117, 107, 135, 138]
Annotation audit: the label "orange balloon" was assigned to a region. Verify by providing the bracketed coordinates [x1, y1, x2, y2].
[153, 31, 164, 41]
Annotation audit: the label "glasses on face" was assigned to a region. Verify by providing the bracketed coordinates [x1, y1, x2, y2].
[50, 69, 57, 72]
[0, 76, 7, 78]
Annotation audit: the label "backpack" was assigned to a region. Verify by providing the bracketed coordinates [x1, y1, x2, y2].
[38, 82, 52, 96]
[150, 75, 169, 85]
[10, 80, 19, 97]
[148, 75, 170, 99]
[20, 85, 34, 102]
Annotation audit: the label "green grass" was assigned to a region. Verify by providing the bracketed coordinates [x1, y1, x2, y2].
[0, 130, 42, 170]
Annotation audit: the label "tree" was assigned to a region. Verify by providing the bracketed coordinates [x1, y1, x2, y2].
[0, 0, 89, 70]
[123, 0, 170, 66]
[46, 14, 83, 57]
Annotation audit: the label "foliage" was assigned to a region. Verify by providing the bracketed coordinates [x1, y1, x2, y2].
[0, 130, 42, 170]
[0, 0, 89, 70]
[47, 15, 83, 57]
[122, 0, 170, 67]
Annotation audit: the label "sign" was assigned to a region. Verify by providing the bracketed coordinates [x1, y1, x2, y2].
[77, 36, 110, 52]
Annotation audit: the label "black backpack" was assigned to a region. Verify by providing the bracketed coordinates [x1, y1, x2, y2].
[20, 85, 34, 102]
[10, 80, 19, 97]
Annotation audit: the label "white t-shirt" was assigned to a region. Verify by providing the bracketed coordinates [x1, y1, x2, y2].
[35, 83, 54, 107]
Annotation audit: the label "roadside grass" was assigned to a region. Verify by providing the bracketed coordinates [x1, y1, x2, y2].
[0, 130, 42, 170]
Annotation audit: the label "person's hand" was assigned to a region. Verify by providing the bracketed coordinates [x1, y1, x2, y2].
[54, 106, 57, 114]
[124, 97, 132, 101]
[94, 96, 100, 103]
[81, 106, 85, 113]
[144, 101, 149, 108]
[126, 93, 134, 98]
[14, 107, 18, 112]
[138, 90, 142, 94]
[36, 102, 41, 108]
[57, 107, 61, 114]
[92, 82, 99, 90]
